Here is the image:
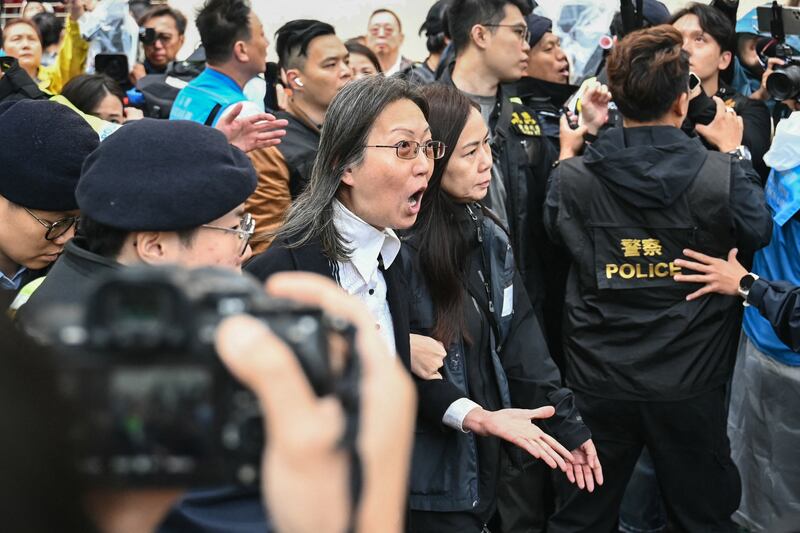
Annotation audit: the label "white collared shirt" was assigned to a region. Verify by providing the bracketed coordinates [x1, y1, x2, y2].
[385, 54, 404, 76]
[333, 200, 400, 356]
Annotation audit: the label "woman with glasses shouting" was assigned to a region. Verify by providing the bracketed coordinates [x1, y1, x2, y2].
[247, 76, 441, 368]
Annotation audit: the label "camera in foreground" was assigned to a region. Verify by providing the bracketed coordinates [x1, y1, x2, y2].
[27, 266, 358, 488]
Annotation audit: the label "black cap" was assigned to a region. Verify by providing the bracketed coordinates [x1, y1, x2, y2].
[0, 100, 99, 211]
[525, 13, 552, 48]
[77, 119, 257, 231]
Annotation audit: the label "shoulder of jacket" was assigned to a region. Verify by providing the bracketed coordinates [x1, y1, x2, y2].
[505, 100, 543, 138]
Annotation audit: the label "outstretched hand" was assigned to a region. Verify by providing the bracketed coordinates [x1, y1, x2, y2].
[564, 439, 603, 492]
[216, 102, 289, 153]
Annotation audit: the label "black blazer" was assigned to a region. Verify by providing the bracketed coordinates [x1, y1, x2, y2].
[246, 238, 411, 366]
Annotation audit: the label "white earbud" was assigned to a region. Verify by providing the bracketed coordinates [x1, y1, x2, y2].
[295, 78, 304, 87]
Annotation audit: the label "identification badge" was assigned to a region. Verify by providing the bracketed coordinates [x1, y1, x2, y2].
[501, 284, 514, 317]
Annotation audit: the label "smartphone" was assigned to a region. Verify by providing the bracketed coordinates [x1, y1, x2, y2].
[689, 72, 701, 92]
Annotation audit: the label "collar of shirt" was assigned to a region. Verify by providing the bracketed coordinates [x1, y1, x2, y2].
[333, 199, 401, 284]
[0, 265, 28, 291]
[386, 54, 404, 76]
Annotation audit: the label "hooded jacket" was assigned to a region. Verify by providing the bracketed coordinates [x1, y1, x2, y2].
[545, 126, 771, 400]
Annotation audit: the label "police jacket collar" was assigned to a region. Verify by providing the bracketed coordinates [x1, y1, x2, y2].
[515, 76, 578, 109]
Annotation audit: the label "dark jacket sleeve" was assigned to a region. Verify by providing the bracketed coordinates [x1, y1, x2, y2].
[729, 158, 773, 253]
[502, 271, 591, 450]
[543, 162, 564, 246]
[749, 278, 800, 352]
[414, 378, 469, 429]
[738, 99, 772, 185]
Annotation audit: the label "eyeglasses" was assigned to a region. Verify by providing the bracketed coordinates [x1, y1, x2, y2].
[365, 140, 447, 160]
[24, 208, 80, 241]
[482, 24, 531, 45]
[201, 213, 256, 256]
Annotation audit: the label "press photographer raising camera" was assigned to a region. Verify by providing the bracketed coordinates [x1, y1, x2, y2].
[2, 271, 416, 533]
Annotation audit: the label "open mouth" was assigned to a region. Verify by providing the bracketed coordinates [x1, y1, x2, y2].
[408, 186, 426, 207]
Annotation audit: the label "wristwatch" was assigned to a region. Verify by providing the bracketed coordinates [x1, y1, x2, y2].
[738, 273, 759, 306]
[728, 145, 752, 161]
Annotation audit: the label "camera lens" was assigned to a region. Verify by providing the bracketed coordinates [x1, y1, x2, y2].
[767, 64, 800, 101]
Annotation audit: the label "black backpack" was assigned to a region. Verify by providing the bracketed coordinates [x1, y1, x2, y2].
[134, 48, 206, 119]
[0, 57, 50, 103]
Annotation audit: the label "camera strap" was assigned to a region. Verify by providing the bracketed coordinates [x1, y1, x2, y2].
[336, 323, 363, 533]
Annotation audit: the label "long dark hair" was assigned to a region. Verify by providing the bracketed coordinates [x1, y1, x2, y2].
[61, 74, 126, 116]
[414, 84, 480, 346]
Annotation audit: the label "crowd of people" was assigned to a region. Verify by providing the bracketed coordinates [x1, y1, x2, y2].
[1, 0, 800, 532]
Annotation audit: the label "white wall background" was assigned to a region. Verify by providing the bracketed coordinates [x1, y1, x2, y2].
[170, 0, 774, 63]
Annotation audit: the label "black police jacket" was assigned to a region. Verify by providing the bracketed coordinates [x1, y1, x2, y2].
[401, 204, 590, 514]
[749, 279, 800, 353]
[545, 126, 772, 400]
[513, 76, 579, 149]
[16, 238, 121, 330]
[439, 68, 559, 317]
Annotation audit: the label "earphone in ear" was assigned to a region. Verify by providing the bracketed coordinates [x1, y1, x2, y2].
[295, 78, 304, 87]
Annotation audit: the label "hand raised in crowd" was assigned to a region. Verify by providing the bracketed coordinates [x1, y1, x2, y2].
[565, 439, 604, 493]
[750, 57, 784, 102]
[462, 406, 574, 473]
[123, 107, 144, 123]
[216, 272, 416, 533]
[579, 82, 612, 136]
[694, 96, 744, 153]
[215, 102, 289, 153]
[64, 0, 85, 21]
[674, 248, 747, 300]
[409, 333, 446, 380]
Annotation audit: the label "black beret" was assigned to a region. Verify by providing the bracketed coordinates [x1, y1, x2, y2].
[525, 14, 553, 48]
[76, 119, 257, 231]
[419, 1, 447, 37]
[0, 100, 98, 211]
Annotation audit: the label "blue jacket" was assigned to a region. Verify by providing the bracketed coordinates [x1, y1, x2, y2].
[744, 167, 800, 365]
[169, 68, 246, 126]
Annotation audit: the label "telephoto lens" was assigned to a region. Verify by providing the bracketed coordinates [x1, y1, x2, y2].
[767, 63, 800, 101]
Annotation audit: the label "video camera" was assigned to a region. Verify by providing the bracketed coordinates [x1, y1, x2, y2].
[757, 1, 800, 100]
[26, 266, 359, 488]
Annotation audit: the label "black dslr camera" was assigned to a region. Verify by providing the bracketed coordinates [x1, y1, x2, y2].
[139, 27, 157, 46]
[28, 266, 358, 488]
[758, 1, 800, 101]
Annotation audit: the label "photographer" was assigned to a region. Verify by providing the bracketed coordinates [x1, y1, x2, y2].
[545, 25, 771, 532]
[2, 271, 416, 533]
[672, 3, 772, 183]
[133, 5, 187, 79]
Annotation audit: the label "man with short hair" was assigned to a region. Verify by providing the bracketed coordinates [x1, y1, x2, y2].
[672, 3, 771, 183]
[0, 100, 98, 303]
[18, 119, 257, 326]
[136, 5, 187, 75]
[246, 19, 352, 253]
[366, 8, 412, 75]
[169, 0, 268, 126]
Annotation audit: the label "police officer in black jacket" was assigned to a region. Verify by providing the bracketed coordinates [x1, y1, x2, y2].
[545, 26, 771, 532]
